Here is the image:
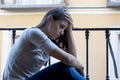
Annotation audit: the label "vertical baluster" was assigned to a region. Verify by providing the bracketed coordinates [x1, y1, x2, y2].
[85, 30, 89, 80]
[12, 29, 16, 44]
[48, 57, 51, 66]
[105, 30, 110, 80]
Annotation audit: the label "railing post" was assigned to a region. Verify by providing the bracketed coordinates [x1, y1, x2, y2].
[12, 29, 16, 44]
[105, 30, 110, 80]
[85, 30, 89, 80]
[48, 57, 51, 66]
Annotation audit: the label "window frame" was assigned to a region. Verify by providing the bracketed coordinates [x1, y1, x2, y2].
[0, 0, 65, 9]
[107, 0, 120, 7]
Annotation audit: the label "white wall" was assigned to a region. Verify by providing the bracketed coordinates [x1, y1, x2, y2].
[1, 31, 12, 80]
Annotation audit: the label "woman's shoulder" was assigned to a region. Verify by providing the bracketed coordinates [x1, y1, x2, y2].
[26, 27, 43, 34]
[26, 27, 47, 39]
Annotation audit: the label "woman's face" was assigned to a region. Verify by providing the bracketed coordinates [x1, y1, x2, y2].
[46, 18, 68, 40]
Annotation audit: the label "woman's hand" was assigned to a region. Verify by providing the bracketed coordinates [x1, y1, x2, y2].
[77, 64, 85, 76]
[64, 12, 73, 32]
[63, 9, 85, 76]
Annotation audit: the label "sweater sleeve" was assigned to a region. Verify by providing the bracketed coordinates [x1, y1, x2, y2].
[26, 28, 58, 54]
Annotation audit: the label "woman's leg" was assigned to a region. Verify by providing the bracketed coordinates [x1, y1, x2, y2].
[26, 62, 69, 80]
[26, 62, 86, 80]
[68, 67, 86, 80]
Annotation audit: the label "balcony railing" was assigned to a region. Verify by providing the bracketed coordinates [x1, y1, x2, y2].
[0, 27, 120, 80]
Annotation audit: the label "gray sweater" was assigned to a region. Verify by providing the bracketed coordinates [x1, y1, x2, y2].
[3, 27, 58, 80]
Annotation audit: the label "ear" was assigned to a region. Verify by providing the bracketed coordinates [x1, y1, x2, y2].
[47, 15, 53, 22]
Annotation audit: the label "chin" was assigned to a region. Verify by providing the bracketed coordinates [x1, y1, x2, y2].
[52, 37, 57, 40]
[50, 37, 55, 40]
[50, 36, 57, 40]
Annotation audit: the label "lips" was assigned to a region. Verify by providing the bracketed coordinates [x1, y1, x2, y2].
[55, 35, 60, 40]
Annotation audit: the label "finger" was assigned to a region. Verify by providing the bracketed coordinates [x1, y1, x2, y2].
[64, 13, 73, 22]
[64, 13, 71, 18]
[65, 17, 73, 25]
[65, 17, 73, 30]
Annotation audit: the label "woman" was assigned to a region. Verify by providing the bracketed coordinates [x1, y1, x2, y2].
[3, 7, 86, 80]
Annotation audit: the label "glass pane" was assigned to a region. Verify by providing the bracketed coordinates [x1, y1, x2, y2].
[110, 0, 120, 2]
[0, 0, 64, 9]
[2, 0, 54, 5]
[2, 0, 16, 5]
[52, 0, 63, 4]
[16, 0, 52, 5]
[107, 0, 120, 7]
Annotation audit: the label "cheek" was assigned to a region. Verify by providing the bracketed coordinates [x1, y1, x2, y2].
[51, 26, 59, 34]
[51, 29, 58, 35]
[48, 28, 58, 36]
[47, 24, 59, 38]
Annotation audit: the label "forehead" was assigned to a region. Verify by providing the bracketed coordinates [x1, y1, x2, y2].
[58, 19, 68, 26]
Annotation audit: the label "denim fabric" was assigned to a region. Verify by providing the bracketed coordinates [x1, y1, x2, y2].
[68, 67, 86, 80]
[26, 62, 86, 80]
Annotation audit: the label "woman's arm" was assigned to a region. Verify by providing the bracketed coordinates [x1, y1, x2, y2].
[65, 13, 77, 57]
[66, 25, 77, 57]
[50, 47, 84, 76]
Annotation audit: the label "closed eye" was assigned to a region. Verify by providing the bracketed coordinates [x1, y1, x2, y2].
[60, 24, 65, 29]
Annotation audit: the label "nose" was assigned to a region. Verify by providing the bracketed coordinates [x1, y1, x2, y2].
[60, 30, 64, 36]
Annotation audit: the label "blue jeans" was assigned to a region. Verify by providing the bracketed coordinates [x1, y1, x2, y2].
[26, 62, 86, 80]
